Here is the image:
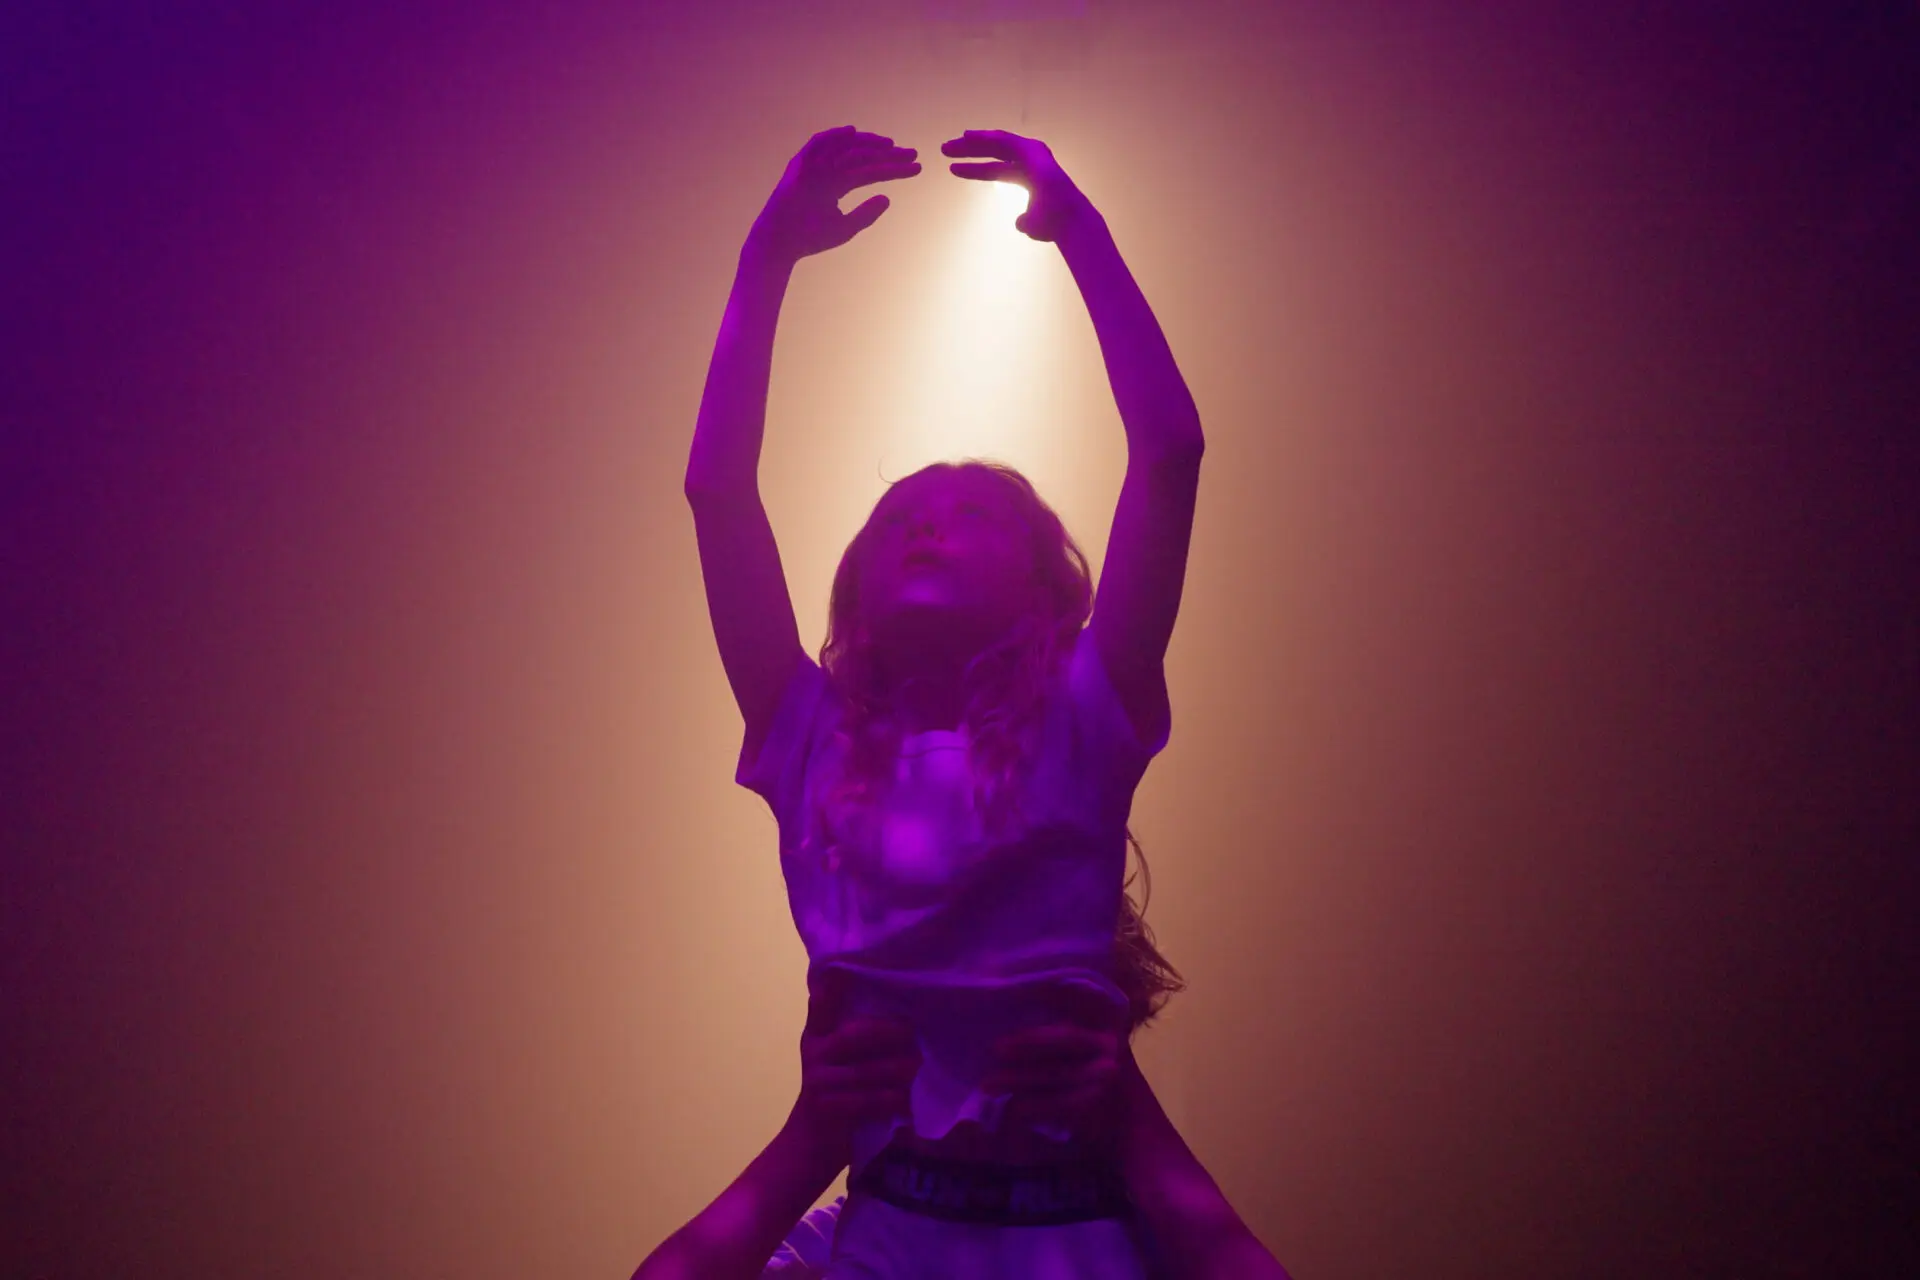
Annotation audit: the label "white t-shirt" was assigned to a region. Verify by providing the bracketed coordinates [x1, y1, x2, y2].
[739, 628, 1162, 1169]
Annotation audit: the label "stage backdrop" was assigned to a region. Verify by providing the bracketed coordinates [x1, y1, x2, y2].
[5, 3, 1915, 1277]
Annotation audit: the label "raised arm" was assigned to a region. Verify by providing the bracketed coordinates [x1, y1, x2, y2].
[686, 128, 921, 757]
[945, 130, 1203, 750]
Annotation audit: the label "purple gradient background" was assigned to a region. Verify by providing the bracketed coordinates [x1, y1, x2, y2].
[5, 3, 1916, 1277]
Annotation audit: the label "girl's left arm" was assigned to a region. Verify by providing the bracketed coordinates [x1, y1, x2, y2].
[943, 131, 1204, 748]
[944, 130, 1198, 744]
[1056, 204, 1205, 749]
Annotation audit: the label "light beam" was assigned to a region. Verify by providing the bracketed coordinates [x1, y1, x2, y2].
[889, 177, 1058, 474]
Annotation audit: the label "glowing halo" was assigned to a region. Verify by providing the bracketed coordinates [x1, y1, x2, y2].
[991, 180, 1032, 218]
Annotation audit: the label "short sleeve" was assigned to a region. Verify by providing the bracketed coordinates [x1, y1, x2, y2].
[1063, 627, 1168, 802]
[761, 1196, 842, 1276]
[736, 657, 835, 830]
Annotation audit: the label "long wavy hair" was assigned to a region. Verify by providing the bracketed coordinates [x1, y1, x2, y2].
[820, 460, 1183, 1026]
[1117, 831, 1185, 1031]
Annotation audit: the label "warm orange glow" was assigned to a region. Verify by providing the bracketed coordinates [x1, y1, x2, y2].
[14, 5, 1908, 1279]
[888, 179, 1059, 475]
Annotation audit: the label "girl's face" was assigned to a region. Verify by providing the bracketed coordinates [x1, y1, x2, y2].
[857, 469, 1037, 650]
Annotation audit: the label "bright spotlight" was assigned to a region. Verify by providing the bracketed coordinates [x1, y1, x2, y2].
[883, 173, 1058, 474]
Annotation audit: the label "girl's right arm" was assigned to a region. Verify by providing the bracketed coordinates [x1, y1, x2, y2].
[684, 128, 919, 758]
[684, 243, 807, 762]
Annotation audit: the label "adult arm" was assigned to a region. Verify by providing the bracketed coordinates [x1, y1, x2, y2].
[988, 1007, 1292, 1280]
[632, 971, 919, 1280]
[630, 1113, 844, 1280]
[1118, 1052, 1293, 1280]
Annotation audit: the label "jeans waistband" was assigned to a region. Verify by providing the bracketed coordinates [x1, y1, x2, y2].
[849, 1145, 1131, 1227]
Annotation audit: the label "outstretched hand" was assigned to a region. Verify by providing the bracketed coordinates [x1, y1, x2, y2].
[749, 126, 921, 265]
[942, 129, 1095, 242]
[983, 983, 1127, 1144]
[790, 968, 920, 1166]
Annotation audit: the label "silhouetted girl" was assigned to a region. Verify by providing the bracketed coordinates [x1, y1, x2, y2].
[686, 125, 1202, 1278]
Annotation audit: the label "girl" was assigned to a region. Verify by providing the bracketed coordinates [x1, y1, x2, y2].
[685, 125, 1203, 1277]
